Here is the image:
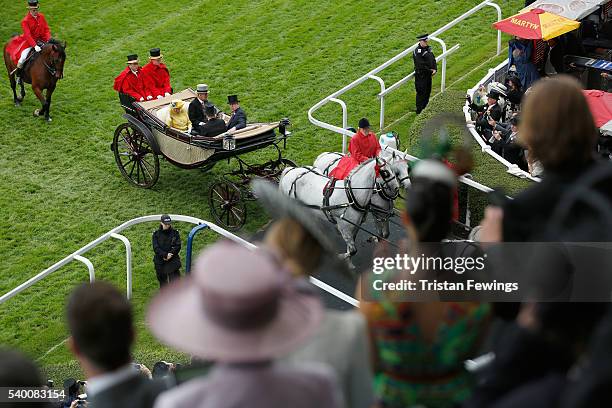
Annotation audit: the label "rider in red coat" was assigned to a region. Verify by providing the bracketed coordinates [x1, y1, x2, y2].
[329, 118, 381, 180]
[113, 54, 150, 102]
[9, 0, 51, 82]
[141, 48, 172, 99]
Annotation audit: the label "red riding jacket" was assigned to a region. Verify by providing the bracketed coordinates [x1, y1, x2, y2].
[329, 130, 381, 180]
[113, 67, 149, 101]
[141, 62, 171, 98]
[7, 12, 51, 64]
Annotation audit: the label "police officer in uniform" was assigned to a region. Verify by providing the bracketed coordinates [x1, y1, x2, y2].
[152, 214, 181, 288]
[413, 34, 437, 114]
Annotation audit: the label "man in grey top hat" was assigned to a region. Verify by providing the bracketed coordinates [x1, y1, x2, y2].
[189, 84, 218, 135]
[413, 34, 437, 114]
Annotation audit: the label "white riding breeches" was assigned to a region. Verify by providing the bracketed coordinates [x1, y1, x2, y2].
[18, 47, 32, 67]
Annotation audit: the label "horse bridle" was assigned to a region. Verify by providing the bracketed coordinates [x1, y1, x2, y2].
[376, 158, 400, 201]
[42, 46, 63, 79]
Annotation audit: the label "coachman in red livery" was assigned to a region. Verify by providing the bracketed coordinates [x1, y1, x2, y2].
[329, 118, 381, 180]
[141, 48, 172, 99]
[113, 54, 150, 102]
[6, 0, 52, 84]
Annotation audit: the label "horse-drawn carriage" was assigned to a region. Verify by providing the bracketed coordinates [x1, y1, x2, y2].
[111, 89, 294, 230]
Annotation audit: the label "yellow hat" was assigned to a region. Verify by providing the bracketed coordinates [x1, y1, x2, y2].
[171, 100, 184, 109]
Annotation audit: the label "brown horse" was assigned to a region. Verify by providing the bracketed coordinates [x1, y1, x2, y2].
[3, 38, 66, 122]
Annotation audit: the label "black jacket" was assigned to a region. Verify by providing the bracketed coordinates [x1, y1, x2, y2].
[188, 98, 206, 126]
[152, 226, 181, 266]
[413, 45, 437, 73]
[543, 42, 566, 74]
[226, 107, 247, 131]
[503, 161, 612, 242]
[88, 374, 166, 408]
[199, 118, 227, 137]
[475, 103, 503, 135]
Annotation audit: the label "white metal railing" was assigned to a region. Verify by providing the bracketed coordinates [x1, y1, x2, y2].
[0, 215, 359, 307]
[308, 0, 502, 147]
[463, 60, 541, 182]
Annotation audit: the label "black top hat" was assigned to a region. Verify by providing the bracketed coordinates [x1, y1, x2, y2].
[127, 54, 138, 64]
[149, 48, 162, 58]
[358, 117, 371, 129]
[28, 0, 39, 8]
[416, 33, 429, 41]
[487, 91, 500, 100]
[227, 95, 239, 104]
[205, 104, 216, 117]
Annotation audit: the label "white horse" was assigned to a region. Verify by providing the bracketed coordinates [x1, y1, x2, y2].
[279, 157, 395, 262]
[313, 147, 410, 239]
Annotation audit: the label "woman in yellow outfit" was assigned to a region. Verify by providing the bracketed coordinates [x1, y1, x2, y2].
[166, 99, 191, 131]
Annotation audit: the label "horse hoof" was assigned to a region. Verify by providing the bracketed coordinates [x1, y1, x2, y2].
[14, 101, 21, 107]
[33, 109, 40, 117]
[46, 117, 52, 123]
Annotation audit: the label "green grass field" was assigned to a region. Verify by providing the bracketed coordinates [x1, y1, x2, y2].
[0, 0, 526, 381]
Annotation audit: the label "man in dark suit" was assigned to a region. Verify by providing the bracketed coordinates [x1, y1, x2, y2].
[413, 34, 437, 114]
[543, 38, 566, 75]
[67, 282, 166, 408]
[189, 84, 218, 135]
[473, 91, 503, 143]
[198, 104, 227, 137]
[226, 94, 247, 131]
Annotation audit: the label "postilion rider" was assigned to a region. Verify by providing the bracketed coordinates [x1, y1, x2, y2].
[8, 0, 51, 84]
[141, 47, 172, 99]
[113, 54, 151, 102]
[329, 118, 381, 180]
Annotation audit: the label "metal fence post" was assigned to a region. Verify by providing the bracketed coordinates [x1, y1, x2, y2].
[111, 233, 132, 299]
[185, 223, 209, 274]
[330, 98, 349, 153]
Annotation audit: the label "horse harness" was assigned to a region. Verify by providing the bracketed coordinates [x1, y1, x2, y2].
[285, 166, 369, 225]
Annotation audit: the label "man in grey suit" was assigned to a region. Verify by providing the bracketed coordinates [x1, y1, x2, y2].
[67, 282, 166, 408]
[226, 94, 247, 132]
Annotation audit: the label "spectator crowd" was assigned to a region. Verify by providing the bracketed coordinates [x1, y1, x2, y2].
[3, 73, 612, 408]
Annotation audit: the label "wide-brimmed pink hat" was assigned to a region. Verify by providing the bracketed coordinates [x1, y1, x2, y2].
[147, 241, 322, 362]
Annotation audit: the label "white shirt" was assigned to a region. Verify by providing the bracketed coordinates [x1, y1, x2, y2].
[86, 364, 139, 397]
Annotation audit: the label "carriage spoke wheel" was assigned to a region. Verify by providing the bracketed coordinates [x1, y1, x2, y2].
[112, 123, 160, 188]
[209, 181, 247, 231]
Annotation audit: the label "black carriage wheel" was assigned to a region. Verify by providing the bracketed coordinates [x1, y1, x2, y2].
[209, 181, 247, 231]
[268, 158, 298, 182]
[113, 123, 160, 188]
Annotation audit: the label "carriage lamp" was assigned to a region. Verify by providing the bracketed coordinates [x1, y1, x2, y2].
[279, 118, 291, 137]
[223, 133, 236, 151]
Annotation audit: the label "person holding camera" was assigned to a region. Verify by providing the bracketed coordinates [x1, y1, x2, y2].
[152, 215, 182, 288]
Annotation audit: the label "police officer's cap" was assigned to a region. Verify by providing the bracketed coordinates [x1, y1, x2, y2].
[161, 214, 172, 224]
[416, 34, 429, 41]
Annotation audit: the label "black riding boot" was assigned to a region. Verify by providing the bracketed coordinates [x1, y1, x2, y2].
[15, 67, 23, 84]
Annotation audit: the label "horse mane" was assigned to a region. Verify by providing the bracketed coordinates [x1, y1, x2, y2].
[46, 38, 66, 59]
[347, 157, 376, 179]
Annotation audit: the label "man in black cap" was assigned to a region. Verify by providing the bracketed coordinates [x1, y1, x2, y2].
[152, 215, 181, 288]
[197, 104, 227, 137]
[226, 95, 247, 132]
[413, 34, 437, 114]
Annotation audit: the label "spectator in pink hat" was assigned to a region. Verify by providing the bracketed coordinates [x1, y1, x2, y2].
[148, 241, 343, 408]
